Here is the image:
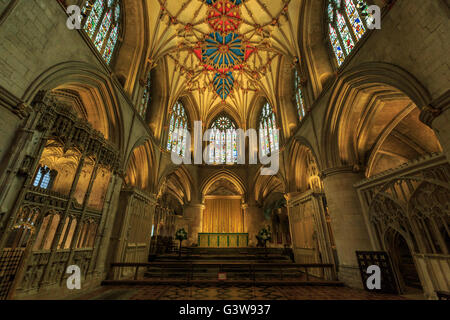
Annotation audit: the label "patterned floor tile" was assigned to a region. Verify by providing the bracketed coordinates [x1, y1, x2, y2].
[76, 285, 408, 300]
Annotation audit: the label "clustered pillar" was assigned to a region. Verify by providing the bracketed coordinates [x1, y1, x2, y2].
[183, 203, 204, 246]
[321, 167, 372, 288]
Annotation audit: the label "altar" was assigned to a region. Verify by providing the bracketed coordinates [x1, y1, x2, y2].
[199, 196, 247, 248]
[198, 233, 249, 248]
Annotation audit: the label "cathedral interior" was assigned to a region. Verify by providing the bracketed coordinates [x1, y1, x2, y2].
[0, 0, 449, 303]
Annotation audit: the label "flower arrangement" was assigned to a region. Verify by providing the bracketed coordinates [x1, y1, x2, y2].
[175, 228, 188, 241]
[257, 226, 272, 243]
[175, 228, 188, 258]
[256, 226, 272, 257]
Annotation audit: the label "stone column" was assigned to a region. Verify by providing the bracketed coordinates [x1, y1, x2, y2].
[243, 202, 265, 247]
[321, 167, 372, 288]
[284, 192, 301, 250]
[93, 173, 124, 276]
[421, 103, 450, 162]
[183, 204, 204, 246]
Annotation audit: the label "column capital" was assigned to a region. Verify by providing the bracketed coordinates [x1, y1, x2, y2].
[320, 165, 365, 179]
[185, 203, 205, 210]
[419, 91, 449, 127]
[284, 192, 302, 201]
[419, 105, 443, 127]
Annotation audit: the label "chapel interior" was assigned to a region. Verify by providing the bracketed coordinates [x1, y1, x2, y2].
[0, 0, 448, 301]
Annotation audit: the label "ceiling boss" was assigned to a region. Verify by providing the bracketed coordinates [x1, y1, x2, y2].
[202, 0, 250, 100]
[159, 0, 291, 102]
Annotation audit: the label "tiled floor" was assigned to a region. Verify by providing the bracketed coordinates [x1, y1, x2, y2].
[74, 285, 408, 300]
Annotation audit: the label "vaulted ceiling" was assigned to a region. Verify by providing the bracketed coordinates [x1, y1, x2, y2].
[145, 0, 302, 124]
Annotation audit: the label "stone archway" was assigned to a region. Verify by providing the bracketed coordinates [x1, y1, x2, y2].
[385, 229, 423, 294]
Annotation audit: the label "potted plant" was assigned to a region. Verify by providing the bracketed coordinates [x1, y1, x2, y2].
[256, 226, 272, 257]
[175, 228, 188, 259]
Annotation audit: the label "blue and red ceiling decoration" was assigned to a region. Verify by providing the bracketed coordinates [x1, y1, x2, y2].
[192, 0, 254, 100]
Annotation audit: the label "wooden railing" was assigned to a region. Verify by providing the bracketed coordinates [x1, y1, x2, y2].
[105, 262, 338, 283]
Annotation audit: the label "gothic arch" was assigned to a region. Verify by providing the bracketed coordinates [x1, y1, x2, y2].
[21, 61, 126, 153]
[200, 170, 246, 201]
[205, 104, 243, 130]
[253, 174, 286, 205]
[247, 95, 271, 132]
[383, 226, 417, 261]
[288, 138, 323, 193]
[322, 62, 434, 170]
[299, 0, 334, 98]
[114, 0, 148, 97]
[146, 60, 168, 139]
[157, 165, 193, 205]
[124, 139, 157, 193]
[277, 58, 308, 139]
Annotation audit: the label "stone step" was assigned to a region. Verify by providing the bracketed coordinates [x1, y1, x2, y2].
[186, 247, 289, 255]
[145, 272, 306, 279]
[154, 255, 291, 262]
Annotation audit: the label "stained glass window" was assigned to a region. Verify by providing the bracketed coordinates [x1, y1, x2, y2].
[83, 0, 104, 38]
[32, 166, 56, 190]
[94, 9, 112, 51]
[33, 169, 42, 187]
[327, 0, 371, 66]
[329, 24, 345, 66]
[83, 0, 121, 64]
[167, 101, 188, 157]
[209, 115, 237, 164]
[139, 72, 151, 118]
[294, 69, 307, 122]
[345, 0, 365, 40]
[102, 24, 118, 64]
[40, 172, 51, 189]
[259, 102, 279, 156]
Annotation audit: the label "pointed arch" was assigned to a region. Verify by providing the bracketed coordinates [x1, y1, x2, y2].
[288, 138, 323, 193]
[22, 61, 126, 154]
[253, 174, 286, 205]
[200, 170, 247, 200]
[322, 62, 434, 170]
[124, 139, 157, 193]
[157, 165, 193, 205]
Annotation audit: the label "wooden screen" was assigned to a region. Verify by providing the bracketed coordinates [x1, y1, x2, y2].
[0, 248, 25, 300]
[356, 251, 400, 294]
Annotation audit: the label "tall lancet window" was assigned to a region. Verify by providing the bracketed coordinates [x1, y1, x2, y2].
[139, 72, 151, 117]
[167, 101, 188, 157]
[209, 115, 237, 164]
[259, 102, 279, 157]
[327, 0, 373, 66]
[294, 69, 307, 122]
[82, 0, 121, 64]
[33, 166, 57, 190]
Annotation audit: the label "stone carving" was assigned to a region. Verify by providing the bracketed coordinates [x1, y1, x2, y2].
[32, 91, 120, 172]
[206, 178, 239, 195]
[366, 159, 450, 254]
